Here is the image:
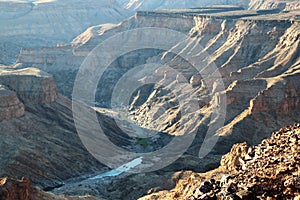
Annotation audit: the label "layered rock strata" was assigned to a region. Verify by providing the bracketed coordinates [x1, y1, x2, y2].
[0, 68, 58, 104]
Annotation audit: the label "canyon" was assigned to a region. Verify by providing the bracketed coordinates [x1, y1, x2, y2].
[0, 0, 299, 199]
[16, 5, 300, 148]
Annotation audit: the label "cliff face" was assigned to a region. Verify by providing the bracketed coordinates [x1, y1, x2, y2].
[0, 67, 58, 121]
[0, 68, 58, 104]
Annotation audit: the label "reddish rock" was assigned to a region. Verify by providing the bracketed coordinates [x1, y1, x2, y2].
[0, 177, 32, 200]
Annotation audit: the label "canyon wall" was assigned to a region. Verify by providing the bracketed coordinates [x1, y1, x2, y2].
[15, 5, 300, 176]
[0, 68, 58, 121]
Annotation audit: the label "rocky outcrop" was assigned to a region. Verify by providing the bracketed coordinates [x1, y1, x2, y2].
[141, 124, 300, 199]
[0, 68, 58, 104]
[0, 67, 58, 121]
[191, 124, 300, 199]
[0, 177, 99, 200]
[0, 177, 32, 200]
[0, 85, 24, 121]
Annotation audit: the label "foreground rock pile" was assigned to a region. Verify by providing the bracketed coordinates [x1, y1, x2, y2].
[0, 177, 32, 200]
[0, 177, 99, 200]
[189, 124, 300, 200]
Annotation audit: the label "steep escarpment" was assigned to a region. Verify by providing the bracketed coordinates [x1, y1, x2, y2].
[216, 20, 300, 144]
[0, 66, 174, 196]
[17, 6, 259, 98]
[2, 5, 300, 200]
